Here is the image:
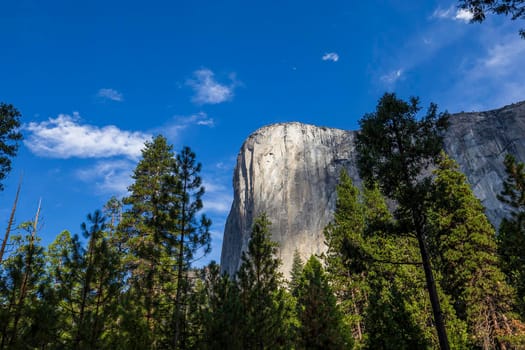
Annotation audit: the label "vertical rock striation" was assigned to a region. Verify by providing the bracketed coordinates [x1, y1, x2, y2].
[443, 101, 525, 227]
[221, 102, 525, 277]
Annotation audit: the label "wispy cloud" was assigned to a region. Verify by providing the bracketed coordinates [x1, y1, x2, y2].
[196, 159, 235, 266]
[76, 160, 135, 195]
[439, 33, 525, 111]
[482, 38, 525, 69]
[187, 68, 237, 105]
[432, 6, 473, 22]
[201, 158, 235, 216]
[202, 178, 232, 214]
[373, 5, 481, 90]
[159, 112, 215, 139]
[432, 7, 453, 19]
[380, 69, 403, 85]
[97, 88, 124, 102]
[25, 113, 151, 159]
[322, 52, 339, 62]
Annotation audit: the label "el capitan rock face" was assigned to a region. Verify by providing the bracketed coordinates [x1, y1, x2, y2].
[220, 101, 525, 277]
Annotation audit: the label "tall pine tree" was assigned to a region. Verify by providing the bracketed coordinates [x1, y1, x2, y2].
[429, 154, 525, 348]
[323, 170, 367, 344]
[119, 135, 179, 348]
[498, 154, 525, 318]
[356, 93, 451, 350]
[237, 214, 291, 349]
[170, 146, 211, 349]
[189, 262, 243, 350]
[295, 255, 352, 349]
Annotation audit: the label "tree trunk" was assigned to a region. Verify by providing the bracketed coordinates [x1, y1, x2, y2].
[0, 177, 22, 263]
[173, 179, 187, 349]
[75, 217, 98, 348]
[414, 217, 450, 350]
[9, 199, 40, 347]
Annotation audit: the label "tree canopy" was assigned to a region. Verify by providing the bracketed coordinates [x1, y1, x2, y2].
[459, 0, 525, 38]
[0, 103, 22, 191]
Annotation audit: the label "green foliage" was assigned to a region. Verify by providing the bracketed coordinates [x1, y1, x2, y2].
[118, 137, 211, 348]
[46, 211, 123, 349]
[361, 185, 466, 349]
[356, 92, 451, 350]
[171, 146, 212, 349]
[356, 93, 448, 204]
[498, 154, 525, 318]
[364, 272, 430, 350]
[323, 170, 368, 344]
[237, 214, 291, 349]
[324, 171, 461, 349]
[3, 128, 525, 350]
[0, 220, 58, 349]
[288, 249, 304, 295]
[295, 255, 352, 350]
[0, 103, 22, 191]
[429, 154, 522, 348]
[119, 135, 181, 347]
[190, 262, 243, 350]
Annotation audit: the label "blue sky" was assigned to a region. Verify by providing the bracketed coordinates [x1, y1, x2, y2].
[1, 0, 524, 264]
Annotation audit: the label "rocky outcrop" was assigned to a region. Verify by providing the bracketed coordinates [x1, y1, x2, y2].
[443, 102, 525, 227]
[220, 101, 525, 278]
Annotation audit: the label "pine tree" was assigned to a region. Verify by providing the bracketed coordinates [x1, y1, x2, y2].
[45, 230, 78, 346]
[323, 170, 367, 344]
[0, 202, 57, 349]
[357, 183, 456, 349]
[190, 262, 243, 350]
[50, 211, 123, 349]
[497, 154, 525, 318]
[364, 271, 431, 350]
[288, 249, 303, 295]
[118, 138, 211, 348]
[170, 146, 211, 349]
[0, 102, 22, 191]
[237, 213, 291, 349]
[356, 93, 451, 350]
[430, 154, 525, 348]
[103, 196, 123, 235]
[119, 135, 179, 348]
[295, 255, 352, 349]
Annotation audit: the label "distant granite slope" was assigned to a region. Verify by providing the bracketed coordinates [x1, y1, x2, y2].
[220, 101, 525, 277]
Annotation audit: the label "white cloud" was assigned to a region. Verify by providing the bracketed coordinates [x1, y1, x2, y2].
[197, 119, 215, 126]
[187, 69, 236, 105]
[25, 113, 151, 159]
[455, 9, 474, 22]
[76, 160, 134, 195]
[97, 88, 124, 102]
[322, 52, 339, 62]
[380, 69, 403, 84]
[432, 6, 473, 22]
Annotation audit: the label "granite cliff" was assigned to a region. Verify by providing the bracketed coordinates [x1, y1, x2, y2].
[220, 101, 525, 277]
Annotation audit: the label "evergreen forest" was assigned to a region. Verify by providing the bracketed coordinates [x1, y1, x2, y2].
[1, 93, 525, 350]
